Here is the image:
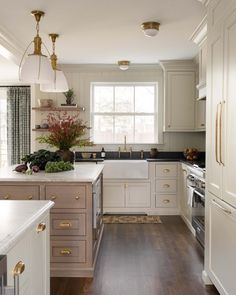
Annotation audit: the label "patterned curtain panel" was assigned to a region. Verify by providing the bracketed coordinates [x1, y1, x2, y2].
[7, 87, 31, 165]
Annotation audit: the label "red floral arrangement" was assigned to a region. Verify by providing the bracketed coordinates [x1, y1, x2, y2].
[37, 112, 93, 150]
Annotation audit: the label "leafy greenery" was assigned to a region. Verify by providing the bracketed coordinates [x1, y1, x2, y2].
[22, 149, 61, 170]
[45, 161, 74, 173]
[63, 88, 75, 105]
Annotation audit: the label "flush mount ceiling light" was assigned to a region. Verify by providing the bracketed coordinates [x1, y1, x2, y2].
[40, 34, 69, 92]
[19, 10, 54, 84]
[118, 60, 130, 71]
[141, 21, 160, 37]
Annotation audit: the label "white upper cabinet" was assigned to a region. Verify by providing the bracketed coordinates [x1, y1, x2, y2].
[160, 60, 196, 132]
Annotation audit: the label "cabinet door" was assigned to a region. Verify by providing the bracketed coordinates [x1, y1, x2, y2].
[195, 100, 206, 130]
[165, 71, 195, 131]
[125, 182, 151, 208]
[206, 22, 224, 198]
[31, 216, 50, 295]
[222, 9, 236, 208]
[208, 196, 236, 295]
[103, 182, 125, 208]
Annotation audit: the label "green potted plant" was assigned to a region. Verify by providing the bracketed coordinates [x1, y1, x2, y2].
[62, 88, 76, 106]
[36, 112, 93, 163]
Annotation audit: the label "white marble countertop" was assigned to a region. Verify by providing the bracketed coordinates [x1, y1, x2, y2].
[0, 200, 54, 254]
[0, 163, 104, 183]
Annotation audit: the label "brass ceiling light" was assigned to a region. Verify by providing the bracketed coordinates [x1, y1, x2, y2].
[40, 34, 69, 92]
[19, 10, 54, 84]
[118, 60, 130, 71]
[141, 21, 160, 37]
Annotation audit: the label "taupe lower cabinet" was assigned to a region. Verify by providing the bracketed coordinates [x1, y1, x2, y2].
[0, 179, 103, 277]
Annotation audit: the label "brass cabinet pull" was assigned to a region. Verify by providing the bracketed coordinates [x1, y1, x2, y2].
[59, 222, 72, 228]
[36, 223, 46, 233]
[60, 248, 72, 255]
[163, 184, 170, 188]
[163, 169, 170, 173]
[13, 261, 25, 275]
[3, 195, 10, 200]
[163, 199, 170, 204]
[75, 196, 80, 200]
[51, 195, 57, 200]
[215, 102, 221, 164]
[27, 195, 33, 200]
[219, 101, 225, 165]
[201, 123, 205, 127]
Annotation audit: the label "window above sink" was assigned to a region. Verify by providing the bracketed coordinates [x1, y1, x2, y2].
[90, 82, 158, 144]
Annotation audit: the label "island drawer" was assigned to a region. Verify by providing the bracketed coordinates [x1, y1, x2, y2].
[50, 213, 86, 236]
[45, 185, 86, 209]
[155, 164, 177, 178]
[155, 179, 177, 193]
[155, 195, 177, 208]
[0, 185, 40, 200]
[51, 240, 86, 263]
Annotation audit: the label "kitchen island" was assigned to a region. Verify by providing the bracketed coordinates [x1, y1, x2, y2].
[0, 164, 104, 277]
[0, 200, 53, 295]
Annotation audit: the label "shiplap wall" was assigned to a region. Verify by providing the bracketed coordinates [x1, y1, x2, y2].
[31, 64, 205, 152]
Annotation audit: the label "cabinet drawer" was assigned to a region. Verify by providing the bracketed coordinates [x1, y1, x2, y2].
[0, 185, 40, 200]
[50, 213, 86, 236]
[155, 164, 177, 178]
[45, 185, 86, 209]
[156, 179, 177, 193]
[156, 195, 177, 208]
[51, 240, 86, 263]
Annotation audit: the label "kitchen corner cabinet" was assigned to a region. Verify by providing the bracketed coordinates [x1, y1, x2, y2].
[6, 210, 50, 295]
[160, 61, 196, 132]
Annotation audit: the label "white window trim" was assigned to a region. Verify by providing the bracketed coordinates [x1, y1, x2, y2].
[90, 81, 163, 145]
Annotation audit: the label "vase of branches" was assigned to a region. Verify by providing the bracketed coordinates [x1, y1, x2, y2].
[37, 112, 93, 163]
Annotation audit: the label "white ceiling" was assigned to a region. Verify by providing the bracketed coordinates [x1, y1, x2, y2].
[0, 0, 205, 65]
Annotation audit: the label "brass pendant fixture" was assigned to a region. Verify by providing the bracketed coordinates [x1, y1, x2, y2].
[40, 33, 69, 92]
[19, 10, 54, 84]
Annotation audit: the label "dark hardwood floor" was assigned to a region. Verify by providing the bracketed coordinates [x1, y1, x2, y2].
[51, 216, 220, 295]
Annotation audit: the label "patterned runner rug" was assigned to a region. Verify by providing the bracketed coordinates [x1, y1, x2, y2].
[102, 215, 162, 224]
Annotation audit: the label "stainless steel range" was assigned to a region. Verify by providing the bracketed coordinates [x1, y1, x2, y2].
[187, 163, 205, 248]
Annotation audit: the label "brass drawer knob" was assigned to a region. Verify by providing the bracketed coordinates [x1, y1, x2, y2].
[163, 199, 170, 204]
[4, 195, 10, 200]
[36, 222, 46, 233]
[163, 184, 170, 188]
[13, 261, 25, 275]
[163, 169, 170, 173]
[60, 248, 72, 255]
[201, 123, 205, 126]
[27, 195, 33, 200]
[59, 222, 72, 228]
[75, 196, 80, 200]
[51, 195, 57, 200]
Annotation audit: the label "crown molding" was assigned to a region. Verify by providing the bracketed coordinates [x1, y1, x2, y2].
[0, 25, 24, 65]
[190, 15, 207, 47]
[159, 60, 196, 72]
[60, 63, 163, 73]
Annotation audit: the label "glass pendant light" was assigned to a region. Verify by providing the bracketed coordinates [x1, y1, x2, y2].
[19, 10, 54, 84]
[40, 34, 69, 92]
